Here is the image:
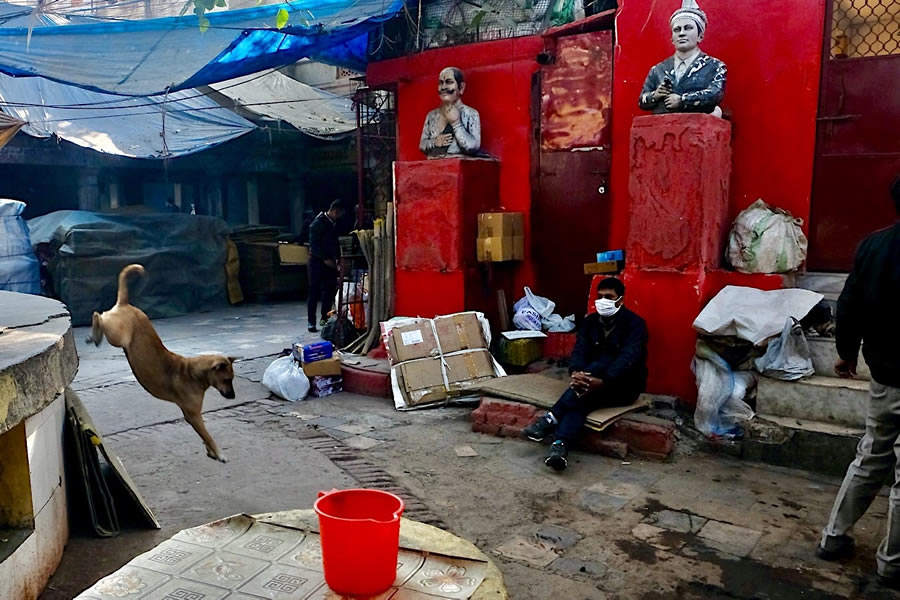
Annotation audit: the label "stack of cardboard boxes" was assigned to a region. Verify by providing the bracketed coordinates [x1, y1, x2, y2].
[476, 213, 525, 263]
[387, 312, 500, 408]
[292, 341, 343, 398]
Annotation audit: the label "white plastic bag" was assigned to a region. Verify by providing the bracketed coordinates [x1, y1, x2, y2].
[727, 199, 808, 274]
[692, 342, 756, 438]
[513, 287, 556, 319]
[754, 317, 815, 381]
[0, 199, 40, 294]
[542, 314, 576, 332]
[262, 356, 310, 402]
[513, 307, 542, 331]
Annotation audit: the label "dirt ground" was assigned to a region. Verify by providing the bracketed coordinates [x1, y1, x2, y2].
[39, 301, 900, 599]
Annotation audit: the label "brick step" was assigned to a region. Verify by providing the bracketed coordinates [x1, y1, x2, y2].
[807, 337, 870, 380]
[756, 375, 869, 428]
[741, 415, 863, 478]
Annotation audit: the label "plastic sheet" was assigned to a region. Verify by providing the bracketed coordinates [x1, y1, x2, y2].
[28, 210, 229, 325]
[0, 198, 40, 294]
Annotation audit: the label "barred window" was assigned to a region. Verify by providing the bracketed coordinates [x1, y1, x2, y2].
[831, 0, 900, 58]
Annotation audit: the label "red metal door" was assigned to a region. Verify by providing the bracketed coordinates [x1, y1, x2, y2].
[533, 30, 613, 316]
[809, 0, 900, 271]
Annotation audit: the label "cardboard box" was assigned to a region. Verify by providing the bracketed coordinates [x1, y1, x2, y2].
[477, 236, 524, 262]
[497, 338, 543, 367]
[583, 260, 621, 275]
[277, 243, 309, 265]
[293, 341, 334, 363]
[596, 249, 624, 263]
[433, 312, 486, 354]
[478, 212, 524, 238]
[309, 375, 343, 398]
[389, 321, 439, 363]
[443, 350, 496, 386]
[397, 357, 448, 407]
[301, 357, 342, 377]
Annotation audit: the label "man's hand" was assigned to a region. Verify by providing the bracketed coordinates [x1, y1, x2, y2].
[651, 82, 672, 101]
[664, 93, 682, 110]
[434, 133, 453, 148]
[570, 371, 603, 395]
[834, 358, 858, 379]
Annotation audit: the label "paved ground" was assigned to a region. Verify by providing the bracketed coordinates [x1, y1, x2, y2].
[41, 301, 900, 599]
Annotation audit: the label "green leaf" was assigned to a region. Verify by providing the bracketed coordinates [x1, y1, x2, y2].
[198, 14, 210, 32]
[275, 7, 289, 29]
[215, 0, 226, 7]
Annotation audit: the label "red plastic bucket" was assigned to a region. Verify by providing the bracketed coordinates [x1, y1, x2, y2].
[314, 488, 405, 596]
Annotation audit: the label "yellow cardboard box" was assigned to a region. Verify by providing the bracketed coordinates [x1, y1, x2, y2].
[477, 236, 524, 262]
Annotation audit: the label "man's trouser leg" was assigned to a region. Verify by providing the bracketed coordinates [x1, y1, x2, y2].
[319, 264, 338, 322]
[876, 382, 900, 577]
[307, 258, 322, 326]
[822, 380, 900, 571]
[550, 373, 636, 442]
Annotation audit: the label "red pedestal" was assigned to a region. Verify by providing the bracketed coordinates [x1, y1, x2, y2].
[623, 114, 734, 406]
[627, 114, 732, 271]
[394, 158, 501, 318]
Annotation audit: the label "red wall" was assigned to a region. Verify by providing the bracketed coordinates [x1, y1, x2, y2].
[367, 37, 543, 293]
[609, 0, 826, 250]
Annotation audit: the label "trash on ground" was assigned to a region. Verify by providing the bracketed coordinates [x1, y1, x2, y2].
[454, 445, 479, 457]
[754, 317, 815, 381]
[693, 285, 824, 346]
[692, 341, 756, 439]
[263, 355, 311, 402]
[309, 375, 343, 398]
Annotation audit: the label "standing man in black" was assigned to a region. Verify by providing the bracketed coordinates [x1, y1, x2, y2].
[817, 175, 900, 589]
[307, 200, 344, 333]
[523, 277, 649, 471]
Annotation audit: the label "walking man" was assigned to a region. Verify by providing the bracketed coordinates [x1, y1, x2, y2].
[523, 277, 648, 471]
[307, 200, 344, 333]
[818, 175, 900, 589]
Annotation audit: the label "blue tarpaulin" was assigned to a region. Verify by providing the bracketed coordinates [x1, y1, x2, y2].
[0, 0, 402, 96]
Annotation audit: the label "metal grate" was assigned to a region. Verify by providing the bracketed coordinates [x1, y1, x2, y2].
[831, 0, 900, 58]
[354, 86, 397, 224]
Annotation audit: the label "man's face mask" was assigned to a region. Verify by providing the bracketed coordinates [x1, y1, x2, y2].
[595, 297, 621, 318]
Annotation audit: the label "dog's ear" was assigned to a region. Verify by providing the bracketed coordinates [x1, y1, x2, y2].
[227, 356, 239, 364]
[214, 360, 231, 372]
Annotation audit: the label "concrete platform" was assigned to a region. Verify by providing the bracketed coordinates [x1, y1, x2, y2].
[808, 336, 870, 380]
[744, 415, 863, 477]
[756, 375, 869, 428]
[0, 291, 78, 600]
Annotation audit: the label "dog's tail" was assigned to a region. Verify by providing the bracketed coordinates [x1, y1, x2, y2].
[116, 264, 145, 305]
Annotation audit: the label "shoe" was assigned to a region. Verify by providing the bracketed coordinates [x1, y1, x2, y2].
[523, 414, 556, 442]
[815, 536, 855, 561]
[308, 324, 317, 333]
[545, 440, 568, 471]
[876, 573, 900, 590]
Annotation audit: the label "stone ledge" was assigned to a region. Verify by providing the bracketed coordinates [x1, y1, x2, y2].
[0, 292, 78, 436]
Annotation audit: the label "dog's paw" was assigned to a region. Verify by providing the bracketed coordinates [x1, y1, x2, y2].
[208, 450, 228, 463]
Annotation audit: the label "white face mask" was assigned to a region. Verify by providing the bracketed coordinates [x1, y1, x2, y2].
[595, 298, 621, 318]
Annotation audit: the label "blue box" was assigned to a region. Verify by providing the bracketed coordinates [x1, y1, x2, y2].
[596, 250, 624, 263]
[293, 341, 334, 363]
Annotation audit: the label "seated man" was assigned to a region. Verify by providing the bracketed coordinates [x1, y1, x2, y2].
[523, 277, 648, 471]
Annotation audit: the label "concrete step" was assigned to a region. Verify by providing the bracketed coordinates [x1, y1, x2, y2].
[741, 415, 863, 477]
[756, 375, 869, 428]
[786, 271, 848, 302]
[807, 336, 871, 380]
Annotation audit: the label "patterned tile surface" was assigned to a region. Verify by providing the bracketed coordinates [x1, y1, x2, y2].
[75, 516, 487, 600]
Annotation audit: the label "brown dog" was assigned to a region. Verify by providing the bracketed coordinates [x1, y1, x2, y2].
[87, 264, 234, 462]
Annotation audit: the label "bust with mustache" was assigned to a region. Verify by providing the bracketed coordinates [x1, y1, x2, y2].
[419, 66, 482, 159]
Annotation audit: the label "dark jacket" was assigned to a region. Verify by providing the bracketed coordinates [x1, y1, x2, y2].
[569, 308, 649, 394]
[638, 53, 727, 114]
[836, 222, 900, 387]
[308, 212, 340, 261]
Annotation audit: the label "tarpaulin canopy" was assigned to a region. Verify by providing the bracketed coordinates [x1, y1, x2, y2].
[211, 69, 355, 137]
[0, 73, 257, 157]
[0, 2, 256, 157]
[0, 0, 402, 96]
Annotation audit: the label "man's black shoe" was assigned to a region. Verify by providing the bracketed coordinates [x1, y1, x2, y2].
[545, 440, 568, 471]
[523, 415, 556, 442]
[308, 324, 318, 333]
[877, 573, 900, 590]
[815, 536, 855, 561]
